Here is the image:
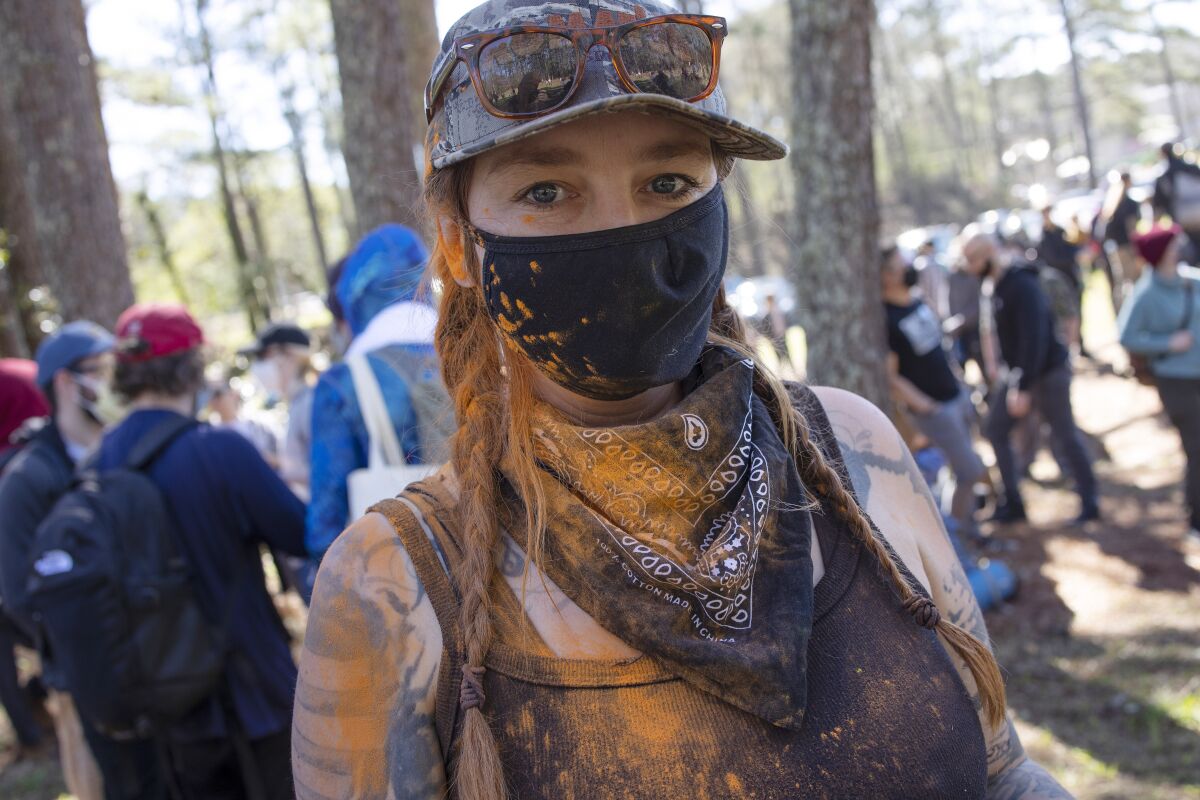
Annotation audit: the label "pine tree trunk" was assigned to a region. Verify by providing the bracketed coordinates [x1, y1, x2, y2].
[329, 0, 438, 238]
[0, 99, 41, 357]
[0, 0, 134, 330]
[786, 0, 890, 411]
[1057, 0, 1097, 189]
[282, 96, 331, 271]
[194, 0, 269, 333]
[134, 190, 190, 306]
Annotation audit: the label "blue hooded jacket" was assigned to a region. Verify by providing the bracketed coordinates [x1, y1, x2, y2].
[307, 225, 448, 556]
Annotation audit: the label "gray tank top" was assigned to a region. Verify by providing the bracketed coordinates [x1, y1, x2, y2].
[379, 389, 988, 799]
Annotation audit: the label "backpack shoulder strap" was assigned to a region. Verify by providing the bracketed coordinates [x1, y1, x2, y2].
[1182, 280, 1195, 330]
[123, 414, 197, 472]
[368, 477, 465, 765]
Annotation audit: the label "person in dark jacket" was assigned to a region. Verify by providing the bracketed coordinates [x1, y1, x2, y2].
[881, 247, 986, 538]
[1154, 143, 1200, 262]
[95, 304, 307, 800]
[963, 233, 1099, 525]
[0, 323, 120, 800]
[0, 359, 51, 757]
[1102, 172, 1143, 311]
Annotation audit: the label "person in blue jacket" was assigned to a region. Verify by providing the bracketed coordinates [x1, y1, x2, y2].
[306, 224, 453, 559]
[1119, 225, 1200, 541]
[96, 304, 306, 800]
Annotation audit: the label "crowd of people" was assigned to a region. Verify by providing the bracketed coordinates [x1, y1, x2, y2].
[880, 142, 1200, 552]
[1, 0, 1198, 794]
[0, 223, 448, 798]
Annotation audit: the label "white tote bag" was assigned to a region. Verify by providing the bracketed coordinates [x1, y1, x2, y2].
[346, 354, 439, 521]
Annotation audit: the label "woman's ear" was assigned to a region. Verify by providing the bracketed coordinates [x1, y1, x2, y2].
[436, 217, 475, 288]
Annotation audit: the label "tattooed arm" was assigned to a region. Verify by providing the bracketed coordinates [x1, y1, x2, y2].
[293, 513, 447, 800]
[811, 387, 1073, 800]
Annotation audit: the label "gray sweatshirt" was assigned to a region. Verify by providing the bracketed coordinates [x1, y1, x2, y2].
[1118, 267, 1200, 379]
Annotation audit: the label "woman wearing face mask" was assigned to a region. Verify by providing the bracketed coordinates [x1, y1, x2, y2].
[293, 2, 1067, 798]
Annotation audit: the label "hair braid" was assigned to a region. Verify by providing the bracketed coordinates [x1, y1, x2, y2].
[709, 291, 1008, 729]
[430, 211, 509, 797]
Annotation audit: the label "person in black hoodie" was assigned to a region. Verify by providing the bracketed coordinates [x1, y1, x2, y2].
[962, 233, 1099, 525]
[0, 322, 146, 800]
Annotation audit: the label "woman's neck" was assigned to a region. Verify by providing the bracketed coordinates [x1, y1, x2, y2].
[530, 369, 684, 428]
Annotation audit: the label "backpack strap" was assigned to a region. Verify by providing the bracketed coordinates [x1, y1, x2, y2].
[124, 414, 197, 472]
[368, 482, 466, 767]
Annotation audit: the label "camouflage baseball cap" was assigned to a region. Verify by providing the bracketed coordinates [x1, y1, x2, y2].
[426, 0, 787, 170]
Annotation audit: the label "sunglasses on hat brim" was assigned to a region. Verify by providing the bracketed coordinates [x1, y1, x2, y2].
[425, 14, 727, 123]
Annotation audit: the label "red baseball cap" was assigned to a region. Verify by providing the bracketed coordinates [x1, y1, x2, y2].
[115, 303, 205, 362]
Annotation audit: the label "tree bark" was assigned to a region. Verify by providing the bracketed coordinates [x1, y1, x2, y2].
[1150, 6, 1188, 140]
[786, 0, 889, 410]
[134, 190, 190, 306]
[1057, 0, 1097, 189]
[0, 98, 41, 357]
[0, 0, 134, 330]
[328, 0, 438, 238]
[194, 0, 270, 333]
[282, 90, 331, 271]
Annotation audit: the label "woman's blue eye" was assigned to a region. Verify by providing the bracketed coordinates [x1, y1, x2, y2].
[528, 184, 560, 204]
[650, 176, 683, 194]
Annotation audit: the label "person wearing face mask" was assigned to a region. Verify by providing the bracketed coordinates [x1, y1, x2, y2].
[0, 322, 117, 800]
[94, 304, 306, 799]
[242, 322, 316, 495]
[881, 246, 986, 540]
[962, 232, 1099, 526]
[293, 2, 1067, 798]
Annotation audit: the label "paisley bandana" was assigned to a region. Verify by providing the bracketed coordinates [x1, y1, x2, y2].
[502, 346, 816, 729]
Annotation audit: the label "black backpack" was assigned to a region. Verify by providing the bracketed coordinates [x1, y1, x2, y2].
[25, 415, 225, 738]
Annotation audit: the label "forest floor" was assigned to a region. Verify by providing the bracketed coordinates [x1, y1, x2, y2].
[2, 287, 1200, 799]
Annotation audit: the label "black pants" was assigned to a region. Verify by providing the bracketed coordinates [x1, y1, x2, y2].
[168, 727, 294, 800]
[79, 716, 169, 800]
[987, 364, 1098, 509]
[1157, 376, 1200, 530]
[0, 611, 42, 747]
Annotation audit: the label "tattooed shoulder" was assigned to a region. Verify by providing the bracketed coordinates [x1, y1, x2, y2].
[808, 387, 937, 516]
[293, 513, 447, 800]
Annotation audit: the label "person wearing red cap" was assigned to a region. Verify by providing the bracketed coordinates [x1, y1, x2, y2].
[92, 304, 307, 799]
[1119, 226, 1200, 541]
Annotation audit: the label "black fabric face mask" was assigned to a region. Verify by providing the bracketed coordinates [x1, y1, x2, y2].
[475, 185, 729, 401]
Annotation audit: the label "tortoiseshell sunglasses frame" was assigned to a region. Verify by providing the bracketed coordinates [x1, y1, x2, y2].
[424, 14, 727, 122]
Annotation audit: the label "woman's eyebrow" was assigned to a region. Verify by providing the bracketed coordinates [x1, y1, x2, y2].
[483, 145, 581, 178]
[636, 140, 712, 163]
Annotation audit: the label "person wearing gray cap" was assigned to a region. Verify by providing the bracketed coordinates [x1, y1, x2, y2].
[294, 2, 1065, 798]
[0, 321, 132, 800]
